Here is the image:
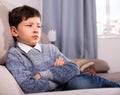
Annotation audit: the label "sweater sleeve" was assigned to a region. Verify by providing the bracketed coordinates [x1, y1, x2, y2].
[5, 49, 52, 93]
[40, 45, 80, 84]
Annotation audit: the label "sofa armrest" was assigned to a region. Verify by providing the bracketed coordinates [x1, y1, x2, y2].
[0, 65, 23, 95]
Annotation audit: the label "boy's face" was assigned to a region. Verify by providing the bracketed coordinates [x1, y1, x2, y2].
[10, 17, 41, 47]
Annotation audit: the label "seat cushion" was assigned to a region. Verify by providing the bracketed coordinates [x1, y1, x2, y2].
[0, 65, 23, 95]
[98, 72, 120, 83]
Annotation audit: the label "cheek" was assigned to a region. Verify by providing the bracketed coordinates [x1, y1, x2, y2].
[38, 29, 41, 37]
[39, 32, 41, 37]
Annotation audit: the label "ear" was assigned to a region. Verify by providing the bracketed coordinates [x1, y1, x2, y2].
[10, 26, 18, 37]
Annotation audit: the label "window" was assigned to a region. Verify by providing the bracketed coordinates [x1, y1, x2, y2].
[96, 0, 120, 38]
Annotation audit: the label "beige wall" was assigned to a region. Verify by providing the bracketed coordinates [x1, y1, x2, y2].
[98, 38, 120, 73]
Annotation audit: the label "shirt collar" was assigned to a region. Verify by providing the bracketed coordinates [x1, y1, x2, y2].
[17, 42, 42, 53]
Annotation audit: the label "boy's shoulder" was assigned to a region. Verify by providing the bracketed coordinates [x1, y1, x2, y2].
[9, 46, 18, 51]
[8, 46, 22, 54]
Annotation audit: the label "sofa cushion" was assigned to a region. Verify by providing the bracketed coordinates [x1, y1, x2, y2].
[70, 59, 94, 72]
[89, 59, 110, 73]
[70, 58, 109, 73]
[0, 65, 23, 95]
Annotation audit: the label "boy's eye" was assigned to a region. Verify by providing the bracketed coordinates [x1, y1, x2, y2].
[26, 25, 32, 27]
[37, 25, 42, 29]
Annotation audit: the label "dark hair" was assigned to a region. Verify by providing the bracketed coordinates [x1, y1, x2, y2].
[9, 5, 41, 28]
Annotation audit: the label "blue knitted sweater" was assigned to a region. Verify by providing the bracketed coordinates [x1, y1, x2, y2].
[6, 44, 80, 93]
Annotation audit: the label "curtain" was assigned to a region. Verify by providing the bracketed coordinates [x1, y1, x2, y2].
[42, 0, 97, 58]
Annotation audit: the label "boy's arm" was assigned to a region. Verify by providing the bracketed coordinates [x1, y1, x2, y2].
[34, 57, 65, 79]
[39, 45, 80, 84]
[40, 59, 80, 84]
[6, 51, 55, 93]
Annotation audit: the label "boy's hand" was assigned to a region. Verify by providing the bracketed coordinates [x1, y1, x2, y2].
[53, 57, 65, 66]
[34, 73, 41, 80]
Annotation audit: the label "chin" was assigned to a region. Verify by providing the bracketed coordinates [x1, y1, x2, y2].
[32, 41, 38, 45]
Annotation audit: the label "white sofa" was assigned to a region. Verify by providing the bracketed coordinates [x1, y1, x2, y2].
[0, 65, 120, 95]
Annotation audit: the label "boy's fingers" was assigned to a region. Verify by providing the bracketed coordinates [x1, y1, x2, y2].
[60, 57, 64, 65]
[53, 57, 65, 66]
[58, 57, 64, 66]
[54, 58, 59, 66]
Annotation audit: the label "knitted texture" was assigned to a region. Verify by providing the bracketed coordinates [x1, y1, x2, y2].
[6, 44, 80, 93]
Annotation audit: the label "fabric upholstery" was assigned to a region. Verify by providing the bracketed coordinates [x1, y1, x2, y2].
[98, 72, 120, 83]
[27, 88, 120, 95]
[89, 59, 110, 73]
[70, 59, 94, 72]
[0, 65, 23, 95]
[0, 32, 14, 65]
[0, 2, 15, 65]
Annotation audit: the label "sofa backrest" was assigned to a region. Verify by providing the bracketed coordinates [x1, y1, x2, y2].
[0, 2, 15, 65]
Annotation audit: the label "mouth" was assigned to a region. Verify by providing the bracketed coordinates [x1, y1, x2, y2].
[32, 35, 39, 39]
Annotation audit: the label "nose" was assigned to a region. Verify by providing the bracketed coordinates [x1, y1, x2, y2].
[33, 27, 39, 34]
[33, 30, 39, 33]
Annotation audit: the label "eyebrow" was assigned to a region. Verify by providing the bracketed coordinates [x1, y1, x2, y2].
[25, 22, 41, 24]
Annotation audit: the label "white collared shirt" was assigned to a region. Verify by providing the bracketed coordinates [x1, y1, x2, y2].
[17, 42, 42, 53]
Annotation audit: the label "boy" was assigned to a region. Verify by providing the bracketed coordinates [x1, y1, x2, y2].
[6, 5, 120, 94]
